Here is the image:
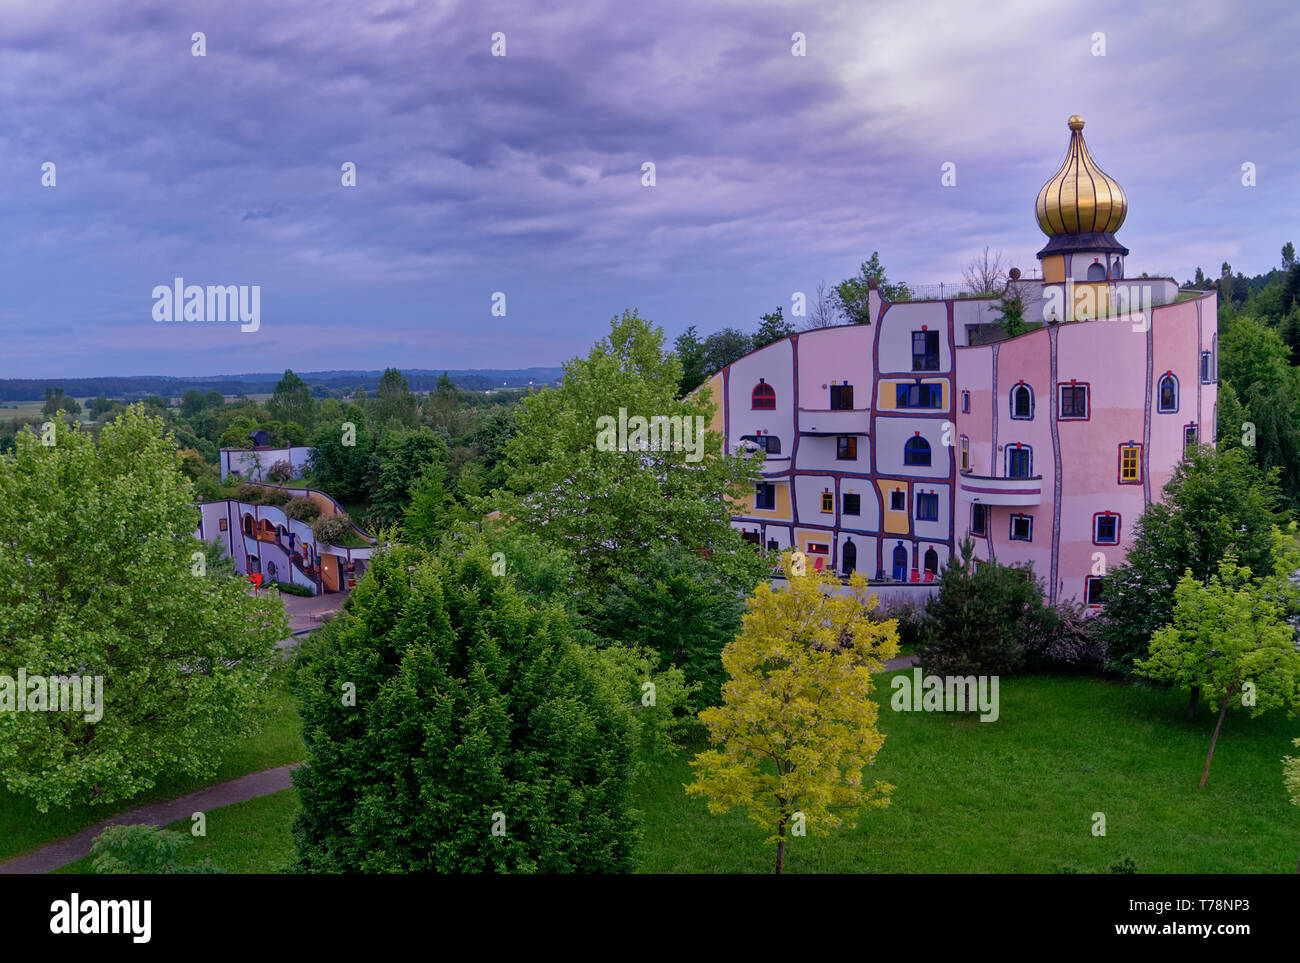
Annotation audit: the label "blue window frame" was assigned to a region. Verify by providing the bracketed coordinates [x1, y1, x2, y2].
[891, 544, 908, 581]
[1200, 351, 1212, 384]
[1009, 513, 1033, 542]
[1086, 575, 1105, 606]
[755, 483, 775, 511]
[896, 382, 942, 408]
[904, 436, 932, 466]
[1157, 373, 1178, 413]
[971, 502, 988, 536]
[915, 492, 939, 521]
[1093, 512, 1119, 545]
[1009, 383, 1034, 420]
[1005, 444, 1032, 478]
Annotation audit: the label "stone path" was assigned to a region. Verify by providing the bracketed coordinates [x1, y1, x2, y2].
[0, 765, 300, 875]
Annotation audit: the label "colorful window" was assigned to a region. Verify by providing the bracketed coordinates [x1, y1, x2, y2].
[842, 493, 861, 516]
[1184, 423, 1198, 453]
[896, 382, 942, 408]
[916, 492, 939, 521]
[1085, 576, 1105, 606]
[1006, 444, 1032, 478]
[912, 330, 940, 371]
[1059, 383, 1089, 420]
[1157, 373, 1178, 413]
[755, 483, 776, 510]
[971, 502, 988, 536]
[1010, 383, 1033, 420]
[889, 490, 906, 512]
[821, 491, 834, 513]
[751, 380, 776, 409]
[1093, 512, 1119, 545]
[1009, 513, 1033, 541]
[903, 436, 932, 466]
[960, 435, 970, 472]
[218, 518, 228, 531]
[836, 435, 858, 460]
[830, 383, 854, 410]
[1118, 443, 1142, 484]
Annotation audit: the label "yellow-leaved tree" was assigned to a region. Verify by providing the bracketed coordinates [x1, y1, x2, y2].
[685, 552, 900, 873]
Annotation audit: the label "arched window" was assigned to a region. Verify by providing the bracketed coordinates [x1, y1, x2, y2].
[1112, 258, 1123, 280]
[903, 436, 932, 466]
[1157, 373, 1178, 413]
[924, 547, 939, 574]
[751, 380, 776, 409]
[1010, 383, 1033, 419]
[1086, 261, 1107, 281]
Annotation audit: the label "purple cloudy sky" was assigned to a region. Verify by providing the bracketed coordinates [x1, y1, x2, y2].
[3, 0, 1298, 378]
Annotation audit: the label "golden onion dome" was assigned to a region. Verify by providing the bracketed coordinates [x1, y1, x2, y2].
[1035, 116, 1127, 236]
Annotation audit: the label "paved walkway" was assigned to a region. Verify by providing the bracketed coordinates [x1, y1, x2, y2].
[884, 655, 919, 671]
[0, 765, 300, 875]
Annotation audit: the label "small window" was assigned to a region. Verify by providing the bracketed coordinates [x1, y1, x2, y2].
[1010, 383, 1033, 420]
[912, 330, 940, 371]
[741, 530, 760, 546]
[904, 436, 932, 466]
[971, 502, 988, 536]
[1112, 259, 1123, 280]
[766, 538, 779, 554]
[1006, 445, 1032, 478]
[961, 390, 971, 413]
[821, 491, 834, 513]
[1118, 443, 1142, 484]
[1184, 423, 1198, 453]
[1157, 373, 1178, 413]
[830, 384, 854, 410]
[755, 483, 776, 510]
[836, 435, 858, 460]
[889, 490, 906, 512]
[1059, 383, 1089, 420]
[1086, 575, 1105, 606]
[1200, 351, 1212, 384]
[1093, 512, 1119, 545]
[960, 435, 970, 472]
[752, 381, 776, 409]
[806, 542, 829, 555]
[740, 434, 781, 455]
[1086, 261, 1106, 281]
[842, 493, 861, 516]
[1009, 513, 1033, 541]
[916, 492, 939, 522]
[923, 547, 939, 574]
[218, 518, 228, 532]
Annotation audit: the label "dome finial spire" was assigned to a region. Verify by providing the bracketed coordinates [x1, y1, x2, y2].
[1035, 116, 1126, 236]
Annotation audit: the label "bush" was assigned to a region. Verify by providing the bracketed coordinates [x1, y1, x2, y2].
[872, 596, 930, 652]
[275, 580, 315, 597]
[311, 514, 354, 546]
[267, 458, 294, 484]
[919, 539, 1043, 676]
[90, 824, 224, 874]
[258, 487, 291, 507]
[285, 496, 321, 522]
[1023, 598, 1108, 668]
[234, 482, 265, 503]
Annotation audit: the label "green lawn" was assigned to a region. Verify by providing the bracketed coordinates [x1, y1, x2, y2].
[56, 790, 302, 875]
[0, 663, 305, 863]
[633, 672, 1300, 873]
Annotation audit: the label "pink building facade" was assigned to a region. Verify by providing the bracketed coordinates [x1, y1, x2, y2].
[713, 117, 1218, 605]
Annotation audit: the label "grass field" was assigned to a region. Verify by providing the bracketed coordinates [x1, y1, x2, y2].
[632, 672, 1300, 874]
[0, 663, 304, 864]
[56, 790, 302, 875]
[0, 400, 94, 423]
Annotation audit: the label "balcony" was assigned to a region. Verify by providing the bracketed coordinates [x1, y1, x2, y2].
[957, 472, 1043, 506]
[797, 407, 869, 436]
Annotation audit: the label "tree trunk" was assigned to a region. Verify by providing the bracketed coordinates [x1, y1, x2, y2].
[775, 828, 786, 875]
[1186, 686, 1200, 720]
[1198, 694, 1230, 789]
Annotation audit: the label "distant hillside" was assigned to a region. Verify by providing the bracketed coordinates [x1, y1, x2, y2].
[0, 368, 564, 402]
